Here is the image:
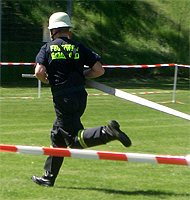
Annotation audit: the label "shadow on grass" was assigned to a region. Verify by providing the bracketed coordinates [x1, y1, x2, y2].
[93, 76, 190, 91]
[56, 186, 189, 197]
[2, 76, 189, 91]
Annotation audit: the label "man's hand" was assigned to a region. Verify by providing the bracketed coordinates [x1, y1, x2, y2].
[35, 63, 49, 84]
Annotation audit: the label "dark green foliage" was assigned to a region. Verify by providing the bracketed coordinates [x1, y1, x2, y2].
[1, 0, 190, 84]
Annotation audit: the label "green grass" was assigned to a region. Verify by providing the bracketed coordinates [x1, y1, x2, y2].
[0, 77, 190, 200]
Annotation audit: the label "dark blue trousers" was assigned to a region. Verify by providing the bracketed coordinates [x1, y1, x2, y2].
[44, 90, 108, 180]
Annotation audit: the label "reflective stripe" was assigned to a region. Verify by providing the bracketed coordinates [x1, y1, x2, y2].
[78, 130, 88, 149]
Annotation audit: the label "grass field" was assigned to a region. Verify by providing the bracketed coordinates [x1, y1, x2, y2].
[0, 77, 190, 200]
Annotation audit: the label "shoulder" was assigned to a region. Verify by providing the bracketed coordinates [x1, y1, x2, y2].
[39, 43, 50, 52]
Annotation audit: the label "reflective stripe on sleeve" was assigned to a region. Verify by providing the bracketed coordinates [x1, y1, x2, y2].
[77, 130, 88, 149]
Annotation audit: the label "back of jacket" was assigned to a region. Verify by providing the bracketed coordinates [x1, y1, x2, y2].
[35, 37, 101, 89]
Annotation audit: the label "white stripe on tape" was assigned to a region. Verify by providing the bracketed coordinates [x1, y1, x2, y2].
[16, 145, 44, 155]
[186, 155, 190, 166]
[126, 153, 157, 164]
[70, 149, 99, 159]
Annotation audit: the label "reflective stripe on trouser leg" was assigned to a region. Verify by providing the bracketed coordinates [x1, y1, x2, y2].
[72, 126, 111, 149]
[78, 126, 107, 148]
[77, 129, 88, 149]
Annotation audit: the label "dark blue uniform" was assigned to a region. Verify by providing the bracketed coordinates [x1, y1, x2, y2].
[35, 37, 111, 183]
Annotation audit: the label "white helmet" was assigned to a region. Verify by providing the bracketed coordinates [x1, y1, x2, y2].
[48, 12, 73, 30]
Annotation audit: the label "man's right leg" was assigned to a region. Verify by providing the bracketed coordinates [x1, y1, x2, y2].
[31, 120, 66, 187]
[31, 156, 64, 187]
[31, 91, 87, 187]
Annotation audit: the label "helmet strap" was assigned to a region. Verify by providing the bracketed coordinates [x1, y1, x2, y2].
[50, 29, 60, 41]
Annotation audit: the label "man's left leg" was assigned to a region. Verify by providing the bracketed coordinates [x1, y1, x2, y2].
[71, 120, 132, 149]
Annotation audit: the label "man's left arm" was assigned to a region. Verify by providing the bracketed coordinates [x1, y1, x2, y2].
[84, 61, 105, 78]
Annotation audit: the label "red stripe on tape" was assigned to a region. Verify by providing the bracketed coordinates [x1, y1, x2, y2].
[98, 152, 128, 161]
[0, 144, 17, 153]
[156, 156, 188, 166]
[168, 63, 175, 66]
[43, 147, 71, 157]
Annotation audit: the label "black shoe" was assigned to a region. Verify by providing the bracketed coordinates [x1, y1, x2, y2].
[31, 172, 54, 187]
[105, 120, 132, 147]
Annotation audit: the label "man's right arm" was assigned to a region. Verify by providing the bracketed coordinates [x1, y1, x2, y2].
[35, 63, 49, 84]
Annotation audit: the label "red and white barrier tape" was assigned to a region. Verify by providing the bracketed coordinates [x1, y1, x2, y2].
[1, 62, 189, 69]
[0, 97, 34, 100]
[0, 92, 173, 100]
[0, 62, 175, 68]
[1, 62, 189, 68]
[131, 91, 173, 95]
[178, 64, 190, 69]
[0, 62, 35, 66]
[1, 62, 190, 68]
[100, 63, 176, 68]
[158, 101, 184, 104]
[88, 93, 110, 96]
[0, 144, 189, 166]
[89, 91, 173, 95]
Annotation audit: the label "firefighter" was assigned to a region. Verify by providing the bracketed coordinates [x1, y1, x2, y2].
[31, 12, 131, 187]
